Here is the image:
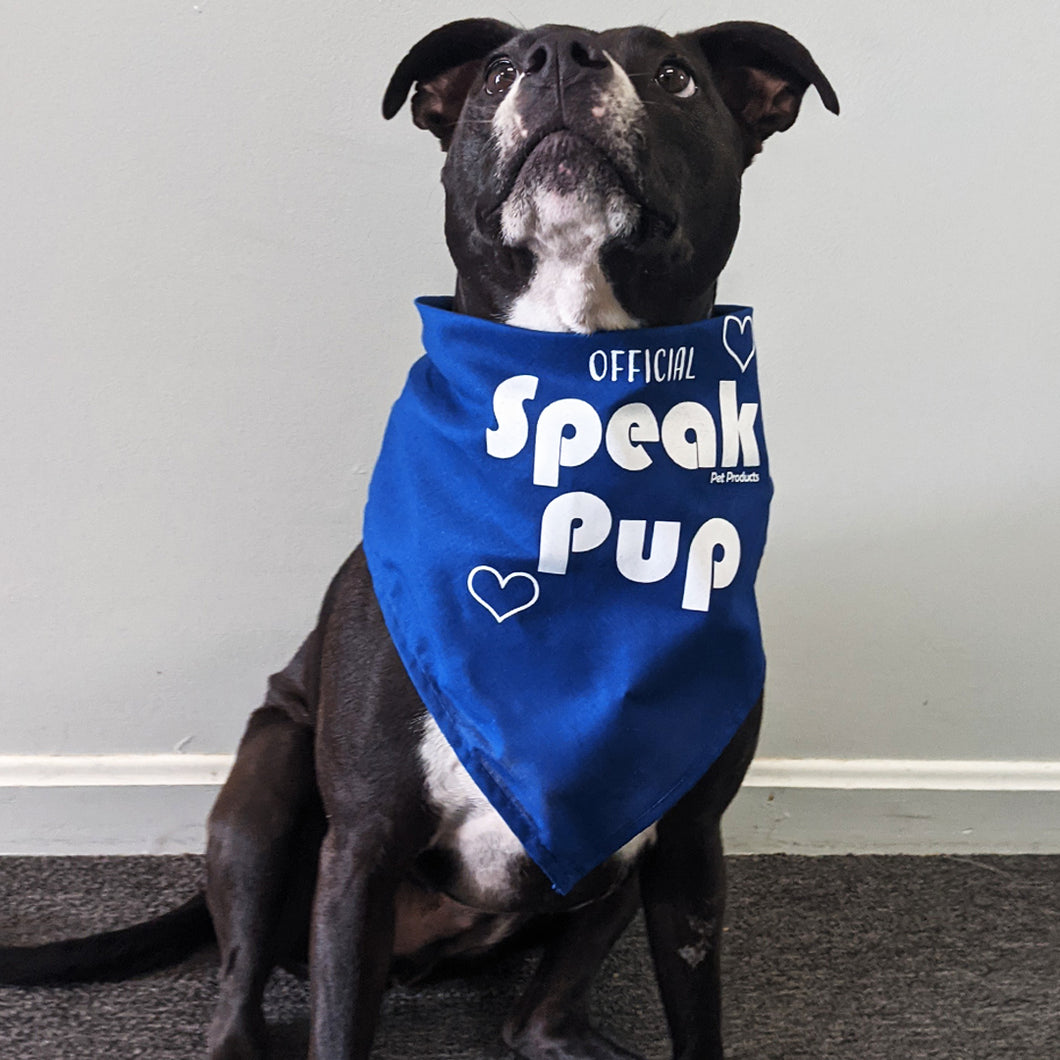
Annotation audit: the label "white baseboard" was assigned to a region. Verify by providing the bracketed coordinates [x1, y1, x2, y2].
[2, 755, 1060, 856]
[746, 758, 1060, 791]
[6, 754, 1060, 791]
[0, 754, 233, 787]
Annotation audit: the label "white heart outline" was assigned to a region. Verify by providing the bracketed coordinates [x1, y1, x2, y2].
[722, 314, 756, 372]
[466, 565, 541, 623]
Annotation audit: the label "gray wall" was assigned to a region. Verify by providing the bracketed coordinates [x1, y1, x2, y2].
[3, 1, 1060, 852]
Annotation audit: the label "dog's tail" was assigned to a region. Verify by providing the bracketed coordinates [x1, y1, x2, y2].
[0, 892, 214, 986]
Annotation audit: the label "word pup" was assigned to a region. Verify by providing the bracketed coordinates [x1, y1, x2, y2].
[538, 491, 740, 613]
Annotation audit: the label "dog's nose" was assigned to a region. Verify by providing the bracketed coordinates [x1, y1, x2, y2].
[521, 29, 609, 87]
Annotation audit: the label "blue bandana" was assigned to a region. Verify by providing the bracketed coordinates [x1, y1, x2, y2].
[363, 297, 772, 893]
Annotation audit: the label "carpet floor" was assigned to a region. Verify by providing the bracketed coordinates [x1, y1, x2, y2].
[0, 855, 1057, 1058]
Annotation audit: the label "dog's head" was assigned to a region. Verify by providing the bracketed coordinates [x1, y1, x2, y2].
[384, 20, 838, 330]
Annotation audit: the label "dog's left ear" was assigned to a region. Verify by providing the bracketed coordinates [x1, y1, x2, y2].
[382, 18, 517, 150]
[680, 21, 839, 166]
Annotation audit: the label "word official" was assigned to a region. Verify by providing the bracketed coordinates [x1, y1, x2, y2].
[588, 346, 696, 384]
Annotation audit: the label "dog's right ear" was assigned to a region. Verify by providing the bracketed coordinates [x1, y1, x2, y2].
[383, 18, 518, 150]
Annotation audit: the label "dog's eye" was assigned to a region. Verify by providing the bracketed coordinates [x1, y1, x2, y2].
[485, 57, 518, 97]
[656, 61, 696, 99]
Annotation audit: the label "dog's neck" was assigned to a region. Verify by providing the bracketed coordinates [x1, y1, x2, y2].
[454, 174, 669, 335]
[453, 250, 719, 334]
[452, 212, 720, 335]
[496, 184, 641, 334]
[502, 244, 638, 334]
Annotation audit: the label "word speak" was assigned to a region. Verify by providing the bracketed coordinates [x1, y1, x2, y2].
[486, 374, 760, 487]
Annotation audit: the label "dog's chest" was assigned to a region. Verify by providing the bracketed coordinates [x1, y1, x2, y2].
[416, 713, 654, 905]
[417, 714, 529, 901]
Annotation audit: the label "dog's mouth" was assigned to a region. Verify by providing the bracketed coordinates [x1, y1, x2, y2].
[504, 130, 629, 197]
[479, 129, 675, 242]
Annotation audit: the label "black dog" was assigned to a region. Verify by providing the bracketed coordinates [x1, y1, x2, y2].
[0, 19, 837, 1060]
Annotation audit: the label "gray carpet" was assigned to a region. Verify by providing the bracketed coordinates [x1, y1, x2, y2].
[1, 855, 1057, 1058]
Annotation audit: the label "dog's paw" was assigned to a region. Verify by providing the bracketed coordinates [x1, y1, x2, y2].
[207, 1008, 268, 1060]
[503, 1015, 645, 1060]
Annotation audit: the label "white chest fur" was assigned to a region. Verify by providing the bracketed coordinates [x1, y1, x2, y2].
[417, 714, 528, 901]
[417, 713, 655, 903]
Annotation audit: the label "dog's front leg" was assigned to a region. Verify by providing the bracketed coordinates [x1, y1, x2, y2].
[640, 819, 728, 1060]
[307, 704, 429, 1059]
[502, 872, 645, 1060]
[641, 700, 761, 1060]
[306, 551, 437, 1058]
[308, 822, 398, 1060]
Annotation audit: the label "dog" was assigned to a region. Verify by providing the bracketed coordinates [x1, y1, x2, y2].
[0, 18, 837, 1060]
